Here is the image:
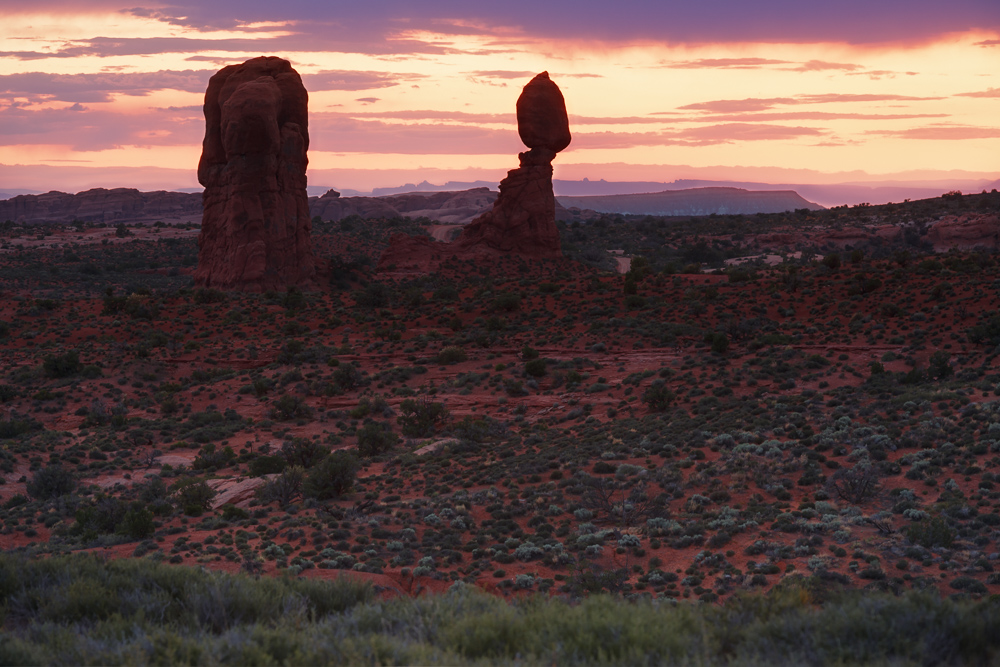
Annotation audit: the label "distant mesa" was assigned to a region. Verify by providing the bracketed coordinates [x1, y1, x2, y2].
[194, 56, 317, 292]
[0, 188, 200, 225]
[556, 187, 823, 217]
[310, 188, 497, 226]
[378, 71, 569, 272]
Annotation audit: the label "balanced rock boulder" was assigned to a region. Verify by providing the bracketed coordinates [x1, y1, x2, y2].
[195, 56, 317, 291]
[455, 72, 569, 258]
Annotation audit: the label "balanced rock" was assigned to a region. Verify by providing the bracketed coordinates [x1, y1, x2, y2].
[516, 71, 571, 154]
[195, 56, 316, 291]
[454, 72, 570, 258]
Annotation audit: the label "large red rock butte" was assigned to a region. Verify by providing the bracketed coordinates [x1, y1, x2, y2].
[194, 56, 317, 292]
[378, 72, 570, 272]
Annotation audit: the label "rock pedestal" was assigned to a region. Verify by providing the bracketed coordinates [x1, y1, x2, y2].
[455, 72, 569, 259]
[194, 56, 317, 291]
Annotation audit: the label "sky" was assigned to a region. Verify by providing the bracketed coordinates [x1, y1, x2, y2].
[0, 0, 998, 194]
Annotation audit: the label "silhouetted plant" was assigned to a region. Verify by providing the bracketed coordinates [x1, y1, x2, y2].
[26, 465, 75, 499]
[357, 422, 399, 457]
[303, 451, 359, 500]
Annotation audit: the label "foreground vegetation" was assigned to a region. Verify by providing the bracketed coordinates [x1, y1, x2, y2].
[1, 553, 998, 666]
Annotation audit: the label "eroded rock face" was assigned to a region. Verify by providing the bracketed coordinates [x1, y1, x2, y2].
[926, 214, 1000, 251]
[195, 56, 316, 291]
[454, 72, 569, 259]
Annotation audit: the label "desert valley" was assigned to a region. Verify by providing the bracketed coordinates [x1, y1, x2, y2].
[0, 16, 999, 659]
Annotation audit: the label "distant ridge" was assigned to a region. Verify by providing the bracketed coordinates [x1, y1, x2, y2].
[557, 187, 823, 216]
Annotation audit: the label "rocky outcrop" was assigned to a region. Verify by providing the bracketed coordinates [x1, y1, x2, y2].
[926, 214, 1000, 251]
[376, 72, 570, 272]
[194, 56, 316, 292]
[309, 188, 496, 225]
[0, 188, 201, 224]
[454, 72, 568, 258]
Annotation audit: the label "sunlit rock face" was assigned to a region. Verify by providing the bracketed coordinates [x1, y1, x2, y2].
[195, 56, 316, 292]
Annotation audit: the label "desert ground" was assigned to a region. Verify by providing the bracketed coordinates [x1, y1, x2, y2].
[2, 190, 1000, 609]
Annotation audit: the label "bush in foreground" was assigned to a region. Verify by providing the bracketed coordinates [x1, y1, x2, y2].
[1, 555, 1000, 665]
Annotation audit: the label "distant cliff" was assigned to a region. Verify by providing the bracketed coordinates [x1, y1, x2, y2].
[0, 187, 499, 226]
[0, 188, 202, 224]
[309, 188, 497, 224]
[0, 185, 824, 225]
[556, 187, 823, 216]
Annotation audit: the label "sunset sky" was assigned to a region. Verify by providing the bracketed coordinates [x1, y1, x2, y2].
[0, 0, 998, 194]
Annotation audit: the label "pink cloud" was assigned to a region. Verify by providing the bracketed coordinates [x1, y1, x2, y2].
[867, 125, 1000, 140]
[664, 58, 792, 69]
[956, 88, 1000, 98]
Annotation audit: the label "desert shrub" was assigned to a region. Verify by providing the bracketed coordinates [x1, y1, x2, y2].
[906, 516, 955, 549]
[929, 350, 953, 379]
[433, 285, 459, 301]
[257, 466, 304, 506]
[271, 394, 313, 421]
[353, 283, 392, 309]
[0, 414, 41, 439]
[642, 380, 675, 412]
[491, 292, 521, 312]
[282, 287, 307, 311]
[332, 363, 364, 391]
[26, 465, 75, 499]
[437, 346, 467, 365]
[192, 443, 236, 470]
[829, 463, 881, 505]
[280, 438, 329, 469]
[398, 398, 449, 438]
[73, 496, 128, 539]
[0, 385, 18, 403]
[303, 451, 359, 500]
[249, 455, 286, 476]
[525, 358, 547, 377]
[703, 332, 728, 354]
[822, 253, 841, 269]
[172, 479, 216, 516]
[193, 287, 226, 304]
[357, 422, 399, 457]
[42, 350, 82, 378]
[118, 504, 155, 540]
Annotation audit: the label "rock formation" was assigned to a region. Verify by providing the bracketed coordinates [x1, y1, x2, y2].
[454, 72, 569, 258]
[377, 72, 570, 272]
[925, 214, 1000, 251]
[309, 188, 496, 225]
[194, 56, 316, 291]
[0, 188, 201, 225]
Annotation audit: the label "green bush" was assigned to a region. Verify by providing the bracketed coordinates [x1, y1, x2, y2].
[437, 346, 467, 365]
[249, 455, 286, 476]
[524, 358, 547, 377]
[26, 465, 75, 499]
[271, 394, 313, 421]
[398, 398, 449, 438]
[303, 451, 359, 500]
[357, 422, 400, 457]
[642, 381, 675, 412]
[280, 438, 329, 469]
[42, 350, 82, 378]
[905, 516, 955, 549]
[172, 479, 216, 515]
[117, 504, 155, 540]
